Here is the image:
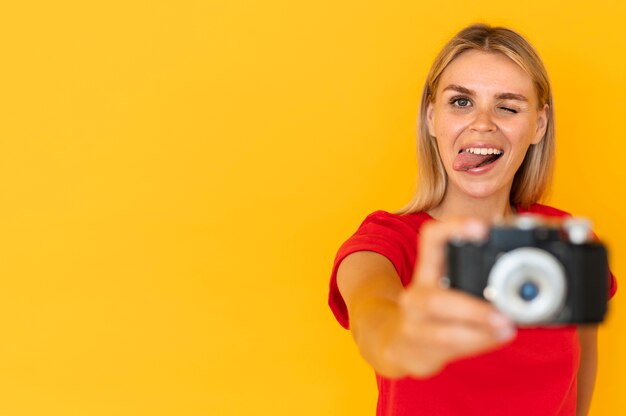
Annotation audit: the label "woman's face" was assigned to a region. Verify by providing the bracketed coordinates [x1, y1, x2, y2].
[426, 50, 548, 202]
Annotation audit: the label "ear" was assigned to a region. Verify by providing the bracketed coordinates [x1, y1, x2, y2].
[531, 103, 549, 145]
[426, 102, 436, 138]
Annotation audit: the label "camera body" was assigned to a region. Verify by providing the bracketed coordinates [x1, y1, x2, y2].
[446, 216, 608, 325]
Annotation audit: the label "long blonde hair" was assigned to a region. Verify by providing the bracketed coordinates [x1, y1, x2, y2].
[399, 24, 555, 214]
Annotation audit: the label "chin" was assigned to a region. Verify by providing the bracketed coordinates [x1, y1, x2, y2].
[461, 187, 497, 199]
[453, 178, 509, 201]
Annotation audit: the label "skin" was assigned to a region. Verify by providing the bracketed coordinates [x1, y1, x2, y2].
[337, 50, 598, 414]
[426, 50, 547, 222]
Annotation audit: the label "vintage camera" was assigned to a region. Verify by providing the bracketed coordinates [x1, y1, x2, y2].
[445, 216, 608, 325]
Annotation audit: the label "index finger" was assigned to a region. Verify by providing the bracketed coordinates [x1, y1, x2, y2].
[401, 285, 511, 330]
[415, 218, 487, 287]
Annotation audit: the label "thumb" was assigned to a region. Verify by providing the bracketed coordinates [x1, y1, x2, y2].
[415, 218, 488, 287]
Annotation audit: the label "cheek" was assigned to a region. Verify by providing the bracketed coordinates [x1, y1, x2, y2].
[433, 114, 469, 166]
[499, 119, 536, 143]
[434, 113, 467, 139]
[434, 137, 458, 170]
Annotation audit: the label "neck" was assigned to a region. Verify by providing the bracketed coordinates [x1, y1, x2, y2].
[427, 187, 516, 222]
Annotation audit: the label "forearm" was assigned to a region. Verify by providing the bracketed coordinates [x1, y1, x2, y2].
[336, 227, 507, 382]
[348, 278, 406, 378]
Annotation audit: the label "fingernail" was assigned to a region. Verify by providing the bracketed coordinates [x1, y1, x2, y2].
[489, 312, 512, 328]
[497, 326, 517, 341]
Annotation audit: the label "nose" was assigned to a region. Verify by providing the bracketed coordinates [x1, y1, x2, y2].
[469, 108, 497, 133]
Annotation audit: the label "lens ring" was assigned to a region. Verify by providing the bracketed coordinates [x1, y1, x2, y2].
[486, 248, 566, 324]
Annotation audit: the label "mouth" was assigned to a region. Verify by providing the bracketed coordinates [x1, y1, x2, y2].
[454, 147, 504, 171]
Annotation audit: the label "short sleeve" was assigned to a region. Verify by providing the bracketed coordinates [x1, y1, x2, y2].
[609, 271, 617, 299]
[327, 211, 430, 329]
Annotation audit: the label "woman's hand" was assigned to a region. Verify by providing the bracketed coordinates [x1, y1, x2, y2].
[384, 218, 517, 377]
[338, 218, 517, 379]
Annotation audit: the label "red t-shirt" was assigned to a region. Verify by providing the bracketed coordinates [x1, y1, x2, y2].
[328, 204, 617, 416]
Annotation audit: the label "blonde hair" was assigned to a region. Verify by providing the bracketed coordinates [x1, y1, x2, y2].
[399, 24, 555, 214]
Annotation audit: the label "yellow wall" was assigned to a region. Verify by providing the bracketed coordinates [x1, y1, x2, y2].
[0, 1, 624, 415]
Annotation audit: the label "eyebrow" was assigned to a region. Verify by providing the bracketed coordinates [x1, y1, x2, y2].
[442, 84, 528, 102]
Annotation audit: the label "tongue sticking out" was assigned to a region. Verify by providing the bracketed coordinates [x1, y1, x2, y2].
[453, 152, 502, 171]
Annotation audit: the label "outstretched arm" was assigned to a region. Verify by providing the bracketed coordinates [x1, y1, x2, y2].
[336, 219, 517, 378]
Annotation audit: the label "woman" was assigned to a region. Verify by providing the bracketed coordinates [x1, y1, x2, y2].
[328, 24, 616, 415]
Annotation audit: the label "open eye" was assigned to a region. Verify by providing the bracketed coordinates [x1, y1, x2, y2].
[450, 96, 472, 108]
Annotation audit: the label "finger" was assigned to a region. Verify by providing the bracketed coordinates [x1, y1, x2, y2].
[415, 218, 487, 287]
[401, 287, 512, 329]
[420, 319, 517, 357]
[393, 320, 516, 378]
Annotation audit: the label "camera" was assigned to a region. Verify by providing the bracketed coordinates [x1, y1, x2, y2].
[445, 215, 608, 325]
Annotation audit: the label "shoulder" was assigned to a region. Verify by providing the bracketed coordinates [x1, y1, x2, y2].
[358, 210, 433, 233]
[342, 210, 433, 275]
[518, 203, 572, 219]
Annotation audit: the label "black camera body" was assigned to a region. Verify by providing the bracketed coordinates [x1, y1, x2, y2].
[446, 216, 608, 325]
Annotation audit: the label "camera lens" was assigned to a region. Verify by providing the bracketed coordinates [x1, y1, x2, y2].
[519, 281, 539, 301]
[485, 247, 566, 324]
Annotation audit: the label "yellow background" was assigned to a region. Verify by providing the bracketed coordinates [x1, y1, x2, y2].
[0, 1, 624, 415]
